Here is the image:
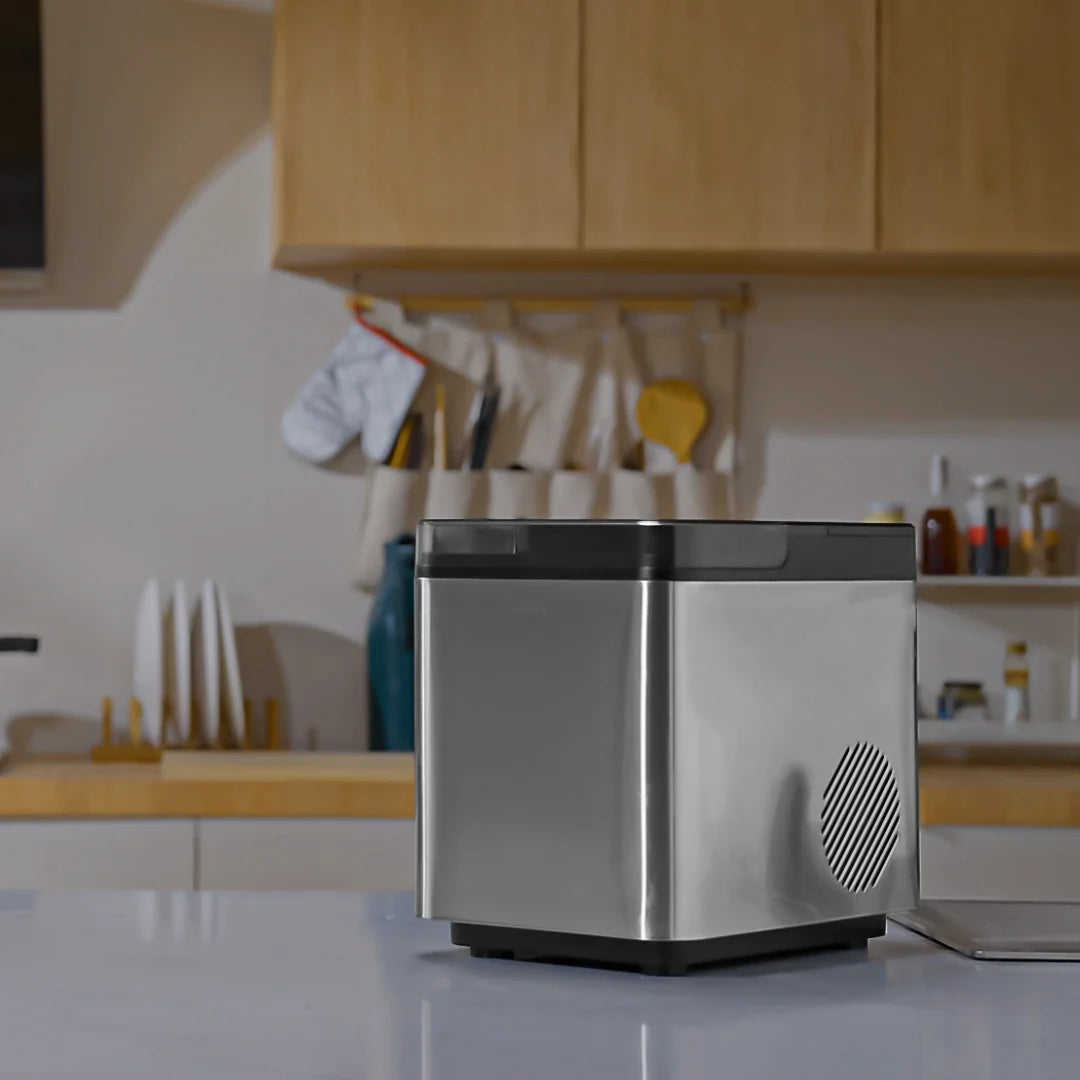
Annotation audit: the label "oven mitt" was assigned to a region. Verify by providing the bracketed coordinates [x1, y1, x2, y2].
[282, 316, 428, 464]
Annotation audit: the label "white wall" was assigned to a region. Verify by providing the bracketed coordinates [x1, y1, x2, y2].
[1, 0, 370, 752]
[741, 278, 1080, 722]
[3, 1, 1080, 754]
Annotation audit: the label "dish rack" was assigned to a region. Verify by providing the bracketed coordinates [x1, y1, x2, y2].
[91, 695, 284, 763]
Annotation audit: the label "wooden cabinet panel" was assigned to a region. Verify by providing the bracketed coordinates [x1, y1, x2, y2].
[198, 819, 415, 892]
[882, 0, 1080, 253]
[0, 821, 195, 889]
[274, 0, 579, 253]
[582, 0, 876, 252]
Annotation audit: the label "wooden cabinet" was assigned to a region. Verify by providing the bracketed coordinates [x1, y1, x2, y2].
[0, 821, 195, 890]
[273, 0, 580, 259]
[582, 0, 877, 253]
[197, 820, 415, 892]
[881, 0, 1080, 253]
[274, 0, 1080, 270]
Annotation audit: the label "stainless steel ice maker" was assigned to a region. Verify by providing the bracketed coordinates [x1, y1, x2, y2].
[416, 520, 917, 973]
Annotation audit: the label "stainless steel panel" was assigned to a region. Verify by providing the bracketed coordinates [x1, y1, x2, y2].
[418, 575, 917, 942]
[670, 580, 918, 939]
[417, 577, 675, 939]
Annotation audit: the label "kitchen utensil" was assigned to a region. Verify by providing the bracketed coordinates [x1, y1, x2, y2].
[636, 379, 709, 465]
[215, 583, 245, 747]
[621, 440, 645, 471]
[133, 579, 164, 747]
[192, 580, 220, 746]
[416, 520, 917, 973]
[467, 374, 501, 470]
[165, 580, 191, 743]
[387, 412, 419, 468]
[433, 383, 448, 469]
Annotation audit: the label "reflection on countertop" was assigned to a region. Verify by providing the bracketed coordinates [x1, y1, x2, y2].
[0, 891, 1076, 1078]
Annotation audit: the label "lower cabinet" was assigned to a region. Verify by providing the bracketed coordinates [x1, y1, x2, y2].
[0, 821, 195, 889]
[921, 827, 1080, 901]
[0, 819, 415, 891]
[16, 821, 1071, 899]
[197, 819, 415, 892]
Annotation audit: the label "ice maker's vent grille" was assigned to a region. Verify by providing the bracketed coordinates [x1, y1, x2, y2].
[821, 741, 900, 893]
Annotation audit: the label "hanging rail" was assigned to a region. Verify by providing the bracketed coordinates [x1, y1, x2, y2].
[347, 284, 751, 318]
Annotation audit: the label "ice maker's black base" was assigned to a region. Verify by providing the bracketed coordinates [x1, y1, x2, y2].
[450, 915, 886, 976]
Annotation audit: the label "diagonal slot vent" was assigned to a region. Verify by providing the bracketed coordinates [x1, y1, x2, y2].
[821, 741, 900, 893]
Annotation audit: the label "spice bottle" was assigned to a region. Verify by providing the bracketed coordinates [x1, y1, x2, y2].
[1019, 474, 1061, 577]
[966, 475, 1010, 576]
[920, 454, 959, 575]
[1003, 641, 1030, 725]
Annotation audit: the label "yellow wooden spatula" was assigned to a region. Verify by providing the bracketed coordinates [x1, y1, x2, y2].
[636, 379, 710, 465]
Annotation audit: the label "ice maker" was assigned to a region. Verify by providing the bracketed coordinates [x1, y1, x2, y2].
[416, 520, 917, 974]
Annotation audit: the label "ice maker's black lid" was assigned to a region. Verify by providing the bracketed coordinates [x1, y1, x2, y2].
[415, 520, 915, 582]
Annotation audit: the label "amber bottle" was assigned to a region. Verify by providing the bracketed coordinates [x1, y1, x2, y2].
[921, 454, 959, 575]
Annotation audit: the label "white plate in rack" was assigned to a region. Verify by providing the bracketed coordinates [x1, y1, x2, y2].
[133, 579, 164, 747]
[192, 580, 219, 747]
[164, 580, 191, 744]
[215, 583, 245, 747]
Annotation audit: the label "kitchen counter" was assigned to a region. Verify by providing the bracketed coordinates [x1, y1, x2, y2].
[920, 763, 1080, 827]
[0, 890, 1076, 1078]
[1, 754, 1079, 826]
[0, 754, 414, 818]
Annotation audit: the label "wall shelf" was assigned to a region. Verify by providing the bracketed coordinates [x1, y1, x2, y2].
[918, 577, 1080, 725]
[919, 576, 1080, 591]
[920, 720, 1080, 746]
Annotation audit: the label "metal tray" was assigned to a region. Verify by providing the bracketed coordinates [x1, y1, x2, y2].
[891, 900, 1080, 960]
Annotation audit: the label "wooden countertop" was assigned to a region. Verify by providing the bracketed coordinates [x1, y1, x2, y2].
[919, 763, 1080, 827]
[0, 754, 414, 819]
[1, 754, 1078, 826]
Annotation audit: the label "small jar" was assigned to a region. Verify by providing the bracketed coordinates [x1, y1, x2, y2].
[864, 501, 905, 525]
[1019, 474, 1061, 577]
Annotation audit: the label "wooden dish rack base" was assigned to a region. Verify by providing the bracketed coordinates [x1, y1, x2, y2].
[91, 696, 284, 763]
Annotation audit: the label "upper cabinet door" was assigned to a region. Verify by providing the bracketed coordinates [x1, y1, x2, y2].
[274, 0, 580, 254]
[582, 0, 876, 252]
[882, 0, 1080, 253]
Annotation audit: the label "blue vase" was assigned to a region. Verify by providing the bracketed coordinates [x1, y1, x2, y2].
[368, 535, 416, 752]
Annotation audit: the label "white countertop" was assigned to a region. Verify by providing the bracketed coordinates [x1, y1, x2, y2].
[1, 891, 1077, 1078]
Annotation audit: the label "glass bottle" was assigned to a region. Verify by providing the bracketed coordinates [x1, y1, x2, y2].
[1019, 474, 1061, 577]
[920, 454, 959, 575]
[1003, 641, 1030, 725]
[967, 475, 1010, 576]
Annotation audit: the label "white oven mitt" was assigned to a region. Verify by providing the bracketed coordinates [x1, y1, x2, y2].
[282, 316, 428, 464]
